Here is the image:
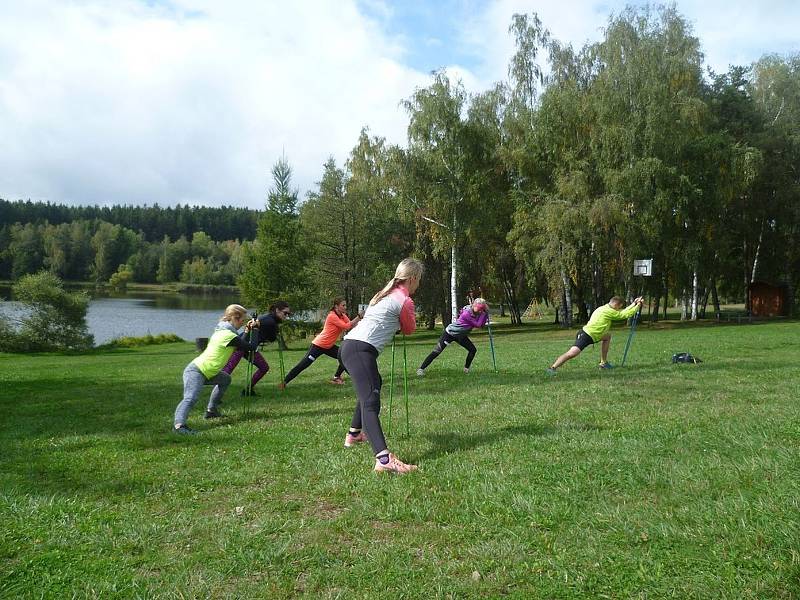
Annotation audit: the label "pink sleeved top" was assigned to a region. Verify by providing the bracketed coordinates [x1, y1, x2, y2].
[344, 285, 416, 353]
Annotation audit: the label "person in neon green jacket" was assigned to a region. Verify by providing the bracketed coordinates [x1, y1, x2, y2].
[547, 295, 644, 374]
[173, 304, 260, 434]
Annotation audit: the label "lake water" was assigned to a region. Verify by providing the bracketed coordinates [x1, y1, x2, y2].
[0, 287, 253, 345]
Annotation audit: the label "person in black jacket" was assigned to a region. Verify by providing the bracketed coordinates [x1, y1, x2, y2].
[221, 301, 291, 395]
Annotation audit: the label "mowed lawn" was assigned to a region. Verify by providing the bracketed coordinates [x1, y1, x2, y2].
[1, 319, 799, 599]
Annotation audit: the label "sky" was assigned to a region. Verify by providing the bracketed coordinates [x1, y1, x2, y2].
[0, 0, 798, 209]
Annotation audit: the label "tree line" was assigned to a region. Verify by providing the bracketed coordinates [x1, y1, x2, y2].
[253, 6, 799, 325]
[3, 7, 799, 325]
[0, 200, 257, 243]
[0, 220, 249, 286]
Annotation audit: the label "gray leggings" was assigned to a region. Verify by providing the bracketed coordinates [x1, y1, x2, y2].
[174, 363, 231, 426]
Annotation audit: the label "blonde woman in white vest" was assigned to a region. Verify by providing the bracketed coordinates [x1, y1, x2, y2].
[340, 258, 423, 474]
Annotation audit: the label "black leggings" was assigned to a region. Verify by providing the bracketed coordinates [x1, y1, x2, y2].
[283, 343, 345, 384]
[419, 330, 477, 370]
[339, 339, 387, 455]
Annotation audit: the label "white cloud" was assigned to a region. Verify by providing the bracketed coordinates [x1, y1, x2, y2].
[0, 0, 797, 209]
[0, 0, 428, 208]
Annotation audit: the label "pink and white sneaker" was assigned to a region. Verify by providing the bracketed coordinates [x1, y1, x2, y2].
[344, 431, 368, 447]
[373, 453, 418, 474]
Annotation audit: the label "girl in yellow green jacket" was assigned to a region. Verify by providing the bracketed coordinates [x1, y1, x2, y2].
[547, 296, 643, 374]
[173, 304, 260, 434]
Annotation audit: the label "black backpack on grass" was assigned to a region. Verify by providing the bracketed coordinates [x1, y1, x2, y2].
[672, 352, 702, 364]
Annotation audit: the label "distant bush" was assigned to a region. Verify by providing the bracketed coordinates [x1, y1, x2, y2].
[97, 333, 185, 349]
[0, 317, 24, 352]
[279, 319, 320, 346]
[0, 271, 93, 352]
[109, 264, 133, 290]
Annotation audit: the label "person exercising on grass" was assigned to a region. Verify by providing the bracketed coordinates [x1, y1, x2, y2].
[340, 258, 423, 475]
[546, 295, 644, 374]
[416, 297, 489, 376]
[222, 301, 291, 396]
[278, 297, 362, 389]
[173, 304, 260, 434]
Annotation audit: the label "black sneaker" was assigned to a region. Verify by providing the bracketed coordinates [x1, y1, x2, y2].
[204, 408, 225, 419]
[173, 424, 198, 435]
[241, 388, 258, 397]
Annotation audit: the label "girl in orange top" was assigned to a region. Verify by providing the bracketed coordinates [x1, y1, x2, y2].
[278, 297, 362, 388]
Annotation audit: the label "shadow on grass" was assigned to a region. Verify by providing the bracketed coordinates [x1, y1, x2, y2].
[415, 420, 601, 461]
[220, 404, 350, 426]
[465, 354, 800, 386]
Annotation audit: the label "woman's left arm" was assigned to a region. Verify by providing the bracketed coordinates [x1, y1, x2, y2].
[399, 297, 417, 335]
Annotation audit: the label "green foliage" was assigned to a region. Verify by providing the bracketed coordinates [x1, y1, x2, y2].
[96, 333, 184, 349]
[179, 257, 218, 285]
[302, 132, 413, 311]
[0, 207, 254, 286]
[90, 222, 140, 282]
[9, 223, 44, 279]
[2, 7, 800, 317]
[0, 199, 258, 243]
[0, 317, 22, 352]
[239, 157, 314, 311]
[108, 263, 134, 290]
[277, 319, 320, 345]
[3, 271, 93, 351]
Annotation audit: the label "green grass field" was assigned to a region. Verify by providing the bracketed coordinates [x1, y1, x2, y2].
[2, 319, 799, 598]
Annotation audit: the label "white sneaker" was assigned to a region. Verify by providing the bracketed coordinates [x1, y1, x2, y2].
[463, 367, 470, 374]
[416, 368, 425, 377]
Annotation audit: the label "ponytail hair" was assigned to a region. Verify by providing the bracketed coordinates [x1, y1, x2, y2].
[331, 297, 346, 312]
[370, 258, 424, 306]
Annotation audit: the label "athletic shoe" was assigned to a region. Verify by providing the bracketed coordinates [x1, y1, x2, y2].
[374, 453, 418, 474]
[545, 367, 557, 376]
[599, 362, 614, 370]
[330, 377, 345, 385]
[277, 382, 286, 391]
[344, 431, 368, 447]
[416, 368, 425, 377]
[241, 387, 258, 397]
[204, 408, 225, 419]
[463, 367, 470, 374]
[173, 424, 197, 435]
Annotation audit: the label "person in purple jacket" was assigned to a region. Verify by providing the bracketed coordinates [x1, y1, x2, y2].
[416, 297, 489, 376]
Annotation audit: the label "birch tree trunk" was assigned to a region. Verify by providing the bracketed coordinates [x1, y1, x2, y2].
[751, 222, 763, 283]
[681, 288, 688, 321]
[560, 267, 572, 328]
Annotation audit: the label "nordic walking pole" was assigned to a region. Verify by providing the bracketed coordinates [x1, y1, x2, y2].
[486, 315, 498, 373]
[243, 312, 256, 414]
[402, 334, 409, 436]
[621, 304, 643, 367]
[245, 336, 254, 395]
[388, 336, 396, 435]
[277, 332, 286, 389]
